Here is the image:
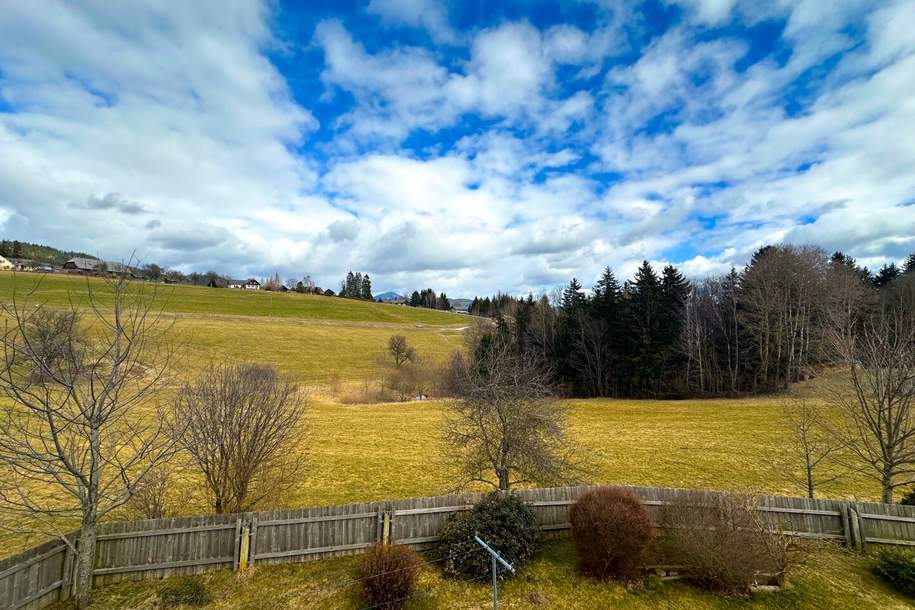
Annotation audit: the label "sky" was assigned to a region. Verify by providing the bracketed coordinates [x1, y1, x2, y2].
[1, 0, 914, 296]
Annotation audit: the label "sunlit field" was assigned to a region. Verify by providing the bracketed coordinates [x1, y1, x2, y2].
[0, 273, 879, 560]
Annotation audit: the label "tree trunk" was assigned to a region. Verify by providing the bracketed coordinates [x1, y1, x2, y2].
[806, 463, 815, 499]
[74, 520, 97, 609]
[883, 473, 894, 504]
[497, 469, 510, 491]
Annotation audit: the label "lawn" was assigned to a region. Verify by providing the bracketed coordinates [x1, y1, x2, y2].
[45, 540, 915, 609]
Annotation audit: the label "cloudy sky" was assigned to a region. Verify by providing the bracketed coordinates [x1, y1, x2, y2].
[1, 1, 914, 295]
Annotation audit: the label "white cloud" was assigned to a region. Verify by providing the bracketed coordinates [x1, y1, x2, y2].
[367, 0, 457, 44]
[1, 0, 912, 297]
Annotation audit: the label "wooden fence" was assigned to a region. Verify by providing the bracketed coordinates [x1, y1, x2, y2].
[4, 485, 915, 610]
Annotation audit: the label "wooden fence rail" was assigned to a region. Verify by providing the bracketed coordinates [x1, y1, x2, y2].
[3, 485, 915, 610]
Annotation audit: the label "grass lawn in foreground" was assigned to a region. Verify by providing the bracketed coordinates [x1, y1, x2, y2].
[45, 540, 914, 609]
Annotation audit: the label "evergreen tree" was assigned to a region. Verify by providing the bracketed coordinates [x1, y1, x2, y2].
[361, 274, 372, 300]
[903, 252, 915, 275]
[622, 261, 665, 396]
[873, 263, 900, 288]
[438, 292, 450, 310]
[410, 291, 421, 307]
[11, 240, 21, 258]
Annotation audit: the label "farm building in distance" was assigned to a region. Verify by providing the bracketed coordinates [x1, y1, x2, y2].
[0, 255, 11, 270]
[228, 278, 260, 290]
[63, 257, 135, 277]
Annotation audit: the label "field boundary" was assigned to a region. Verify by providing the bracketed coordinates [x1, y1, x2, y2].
[3, 484, 915, 610]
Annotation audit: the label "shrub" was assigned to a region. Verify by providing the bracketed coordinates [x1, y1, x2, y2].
[157, 577, 211, 607]
[358, 544, 421, 610]
[437, 493, 540, 579]
[657, 491, 790, 593]
[569, 487, 654, 581]
[873, 547, 915, 597]
[901, 488, 915, 506]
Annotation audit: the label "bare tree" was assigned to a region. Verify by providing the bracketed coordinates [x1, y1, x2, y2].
[173, 362, 306, 513]
[387, 335, 415, 368]
[780, 399, 844, 498]
[829, 307, 915, 502]
[121, 468, 175, 521]
[0, 276, 177, 609]
[443, 338, 582, 490]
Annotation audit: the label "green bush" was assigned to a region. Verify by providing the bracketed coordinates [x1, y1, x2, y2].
[437, 492, 540, 580]
[873, 547, 915, 597]
[358, 543, 422, 610]
[900, 489, 915, 506]
[157, 577, 211, 607]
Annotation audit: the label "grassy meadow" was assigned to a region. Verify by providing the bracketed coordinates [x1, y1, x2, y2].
[0, 273, 885, 552]
[0, 271, 902, 610]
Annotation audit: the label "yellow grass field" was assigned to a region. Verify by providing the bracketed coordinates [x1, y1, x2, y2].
[0, 272, 886, 555]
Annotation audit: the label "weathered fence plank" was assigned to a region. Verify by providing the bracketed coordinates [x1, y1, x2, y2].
[6, 485, 915, 610]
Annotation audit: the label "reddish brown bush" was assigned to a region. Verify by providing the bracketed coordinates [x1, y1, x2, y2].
[358, 543, 421, 610]
[569, 487, 654, 581]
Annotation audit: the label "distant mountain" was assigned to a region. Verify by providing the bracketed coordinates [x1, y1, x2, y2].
[375, 291, 405, 302]
[450, 298, 473, 312]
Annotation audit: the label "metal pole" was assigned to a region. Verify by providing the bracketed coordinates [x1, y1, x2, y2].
[492, 554, 498, 610]
[474, 534, 514, 610]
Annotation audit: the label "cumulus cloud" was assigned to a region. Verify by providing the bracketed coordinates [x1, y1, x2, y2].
[367, 0, 457, 44]
[0, 0, 912, 296]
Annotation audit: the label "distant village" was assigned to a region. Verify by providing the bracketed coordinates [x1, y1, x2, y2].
[0, 240, 472, 312]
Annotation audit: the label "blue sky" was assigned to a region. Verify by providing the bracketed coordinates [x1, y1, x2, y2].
[0, 0, 913, 295]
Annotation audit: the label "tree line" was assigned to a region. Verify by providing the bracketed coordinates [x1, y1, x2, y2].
[408, 288, 451, 310]
[471, 244, 915, 398]
[339, 270, 373, 299]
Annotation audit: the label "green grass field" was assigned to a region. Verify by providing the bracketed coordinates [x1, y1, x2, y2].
[0, 272, 466, 325]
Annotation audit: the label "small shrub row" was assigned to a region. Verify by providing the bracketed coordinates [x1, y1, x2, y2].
[356, 487, 795, 606]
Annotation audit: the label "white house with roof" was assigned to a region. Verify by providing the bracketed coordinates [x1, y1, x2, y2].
[0, 255, 11, 271]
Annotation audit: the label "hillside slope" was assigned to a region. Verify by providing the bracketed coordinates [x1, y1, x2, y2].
[0, 272, 466, 325]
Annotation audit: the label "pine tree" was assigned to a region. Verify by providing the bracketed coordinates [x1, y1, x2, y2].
[903, 252, 915, 275]
[361, 274, 372, 300]
[11, 240, 21, 258]
[622, 261, 665, 396]
[873, 263, 900, 288]
[410, 291, 421, 307]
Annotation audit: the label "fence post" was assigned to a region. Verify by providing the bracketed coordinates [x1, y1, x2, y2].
[238, 523, 251, 571]
[382, 511, 392, 545]
[247, 518, 258, 568]
[376, 507, 385, 543]
[232, 518, 242, 571]
[841, 504, 852, 549]
[855, 504, 867, 553]
[60, 544, 75, 601]
[848, 506, 862, 552]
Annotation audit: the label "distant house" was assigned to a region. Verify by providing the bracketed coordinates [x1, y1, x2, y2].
[228, 278, 260, 290]
[63, 257, 134, 277]
[8, 258, 39, 271]
[0, 255, 11, 271]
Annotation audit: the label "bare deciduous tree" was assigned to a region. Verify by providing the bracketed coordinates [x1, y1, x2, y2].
[0, 276, 177, 609]
[443, 338, 582, 490]
[780, 399, 844, 498]
[829, 307, 915, 503]
[387, 335, 415, 368]
[173, 362, 306, 513]
[121, 468, 175, 521]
